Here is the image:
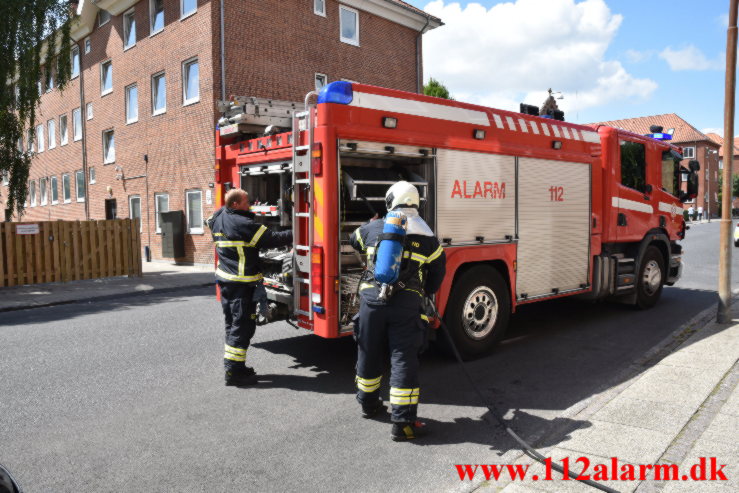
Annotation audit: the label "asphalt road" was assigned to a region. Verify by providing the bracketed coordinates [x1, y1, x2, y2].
[0, 221, 734, 493]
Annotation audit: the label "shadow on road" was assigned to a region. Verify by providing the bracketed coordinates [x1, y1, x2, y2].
[252, 286, 720, 450]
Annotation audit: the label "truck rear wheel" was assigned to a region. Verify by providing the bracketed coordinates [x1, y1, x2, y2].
[440, 266, 510, 359]
[635, 246, 664, 309]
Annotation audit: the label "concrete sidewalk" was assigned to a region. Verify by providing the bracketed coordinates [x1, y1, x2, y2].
[476, 303, 738, 493]
[0, 261, 215, 312]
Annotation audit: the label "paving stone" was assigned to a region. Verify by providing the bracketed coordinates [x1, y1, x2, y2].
[593, 396, 696, 436]
[617, 365, 718, 408]
[720, 384, 739, 417]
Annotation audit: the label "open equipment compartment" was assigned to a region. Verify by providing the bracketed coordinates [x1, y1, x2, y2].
[337, 140, 435, 329]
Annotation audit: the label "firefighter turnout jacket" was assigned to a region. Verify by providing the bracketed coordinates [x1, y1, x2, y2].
[349, 208, 446, 308]
[207, 207, 292, 283]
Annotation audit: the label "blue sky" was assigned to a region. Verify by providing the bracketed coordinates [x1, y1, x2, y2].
[406, 0, 730, 135]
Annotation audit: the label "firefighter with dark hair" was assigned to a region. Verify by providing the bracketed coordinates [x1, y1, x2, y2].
[207, 188, 292, 386]
[349, 181, 446, 441]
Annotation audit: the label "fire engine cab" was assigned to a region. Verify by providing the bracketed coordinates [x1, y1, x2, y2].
[214, 82, 698, 357]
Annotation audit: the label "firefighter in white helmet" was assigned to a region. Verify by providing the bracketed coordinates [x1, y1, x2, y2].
[349, 181, 446, 441]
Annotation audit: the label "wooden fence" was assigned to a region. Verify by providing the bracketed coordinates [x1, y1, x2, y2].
[0, 219, 142, 287]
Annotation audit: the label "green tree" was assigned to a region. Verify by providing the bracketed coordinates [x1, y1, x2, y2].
[423, 78, 454, 100]
[0, 1, 73, 220]
[716, 173, 739, 216]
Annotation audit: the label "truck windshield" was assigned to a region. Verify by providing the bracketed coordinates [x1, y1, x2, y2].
[661, 151, 681, 197]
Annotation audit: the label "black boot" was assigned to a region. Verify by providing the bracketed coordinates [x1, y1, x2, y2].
[225, 366, 257, 387]
[361, 400, 387, 419]
[391, 420, 427, 441]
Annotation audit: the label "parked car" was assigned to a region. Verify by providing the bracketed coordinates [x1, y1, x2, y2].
[734, 223, 739, 247]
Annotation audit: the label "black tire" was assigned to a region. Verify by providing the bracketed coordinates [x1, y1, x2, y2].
[734, 240, 739, 247]
[440, 266, 511, 359]
[635, 246, 665, 309]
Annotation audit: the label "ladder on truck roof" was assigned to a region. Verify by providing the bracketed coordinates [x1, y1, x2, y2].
[292, 107, 315, 321]
[217, 96, 299, 136]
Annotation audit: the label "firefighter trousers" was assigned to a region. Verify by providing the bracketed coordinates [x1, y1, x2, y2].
[218, 282, 257, 371]
[355, 301, 423, 423]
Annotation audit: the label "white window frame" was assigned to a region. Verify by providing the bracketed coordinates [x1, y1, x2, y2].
[71, 46, 80, 79]
[40, 177, 48, 206]
[75, 170, 86, 203]
[84, 37, 91, 54]
[1, 171, 8, 186]
[30, 180, 37, 207]
[46, 68, 54, 93]
[150, 0, 165, 36]
[87, 102, 94, 120]
[103, 129, 116, 164]
[123, 8, 137, 50]
[62, 173, 71, 203]
[27, 129, 34, 153]
[129, 195, 142, 230]
[182, 57, 199, 106]
[683, 146, 695, 159]
[186, 190, 204, 234]
[60, 114, 68, 146]
[314, 0, 326, 16]
[73, 108, 82, 141]
[36, 125, 44, 153]
[47, 119, 56, 149]
[89, 167, 96, 184]
[181, 0, 197, 19]
[100, 60, 113, 96]
[126, 83, 139, 124]
[152, 71, 167, 115]
[51, 175, 58, 204]
[339, 5, 359, 46]
[315, 73, 327, 91]
[155, 192, 169, 233]
[98, 9, 111, 27]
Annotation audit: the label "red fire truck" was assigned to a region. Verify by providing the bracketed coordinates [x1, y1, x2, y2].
[214, 82, 698, 357]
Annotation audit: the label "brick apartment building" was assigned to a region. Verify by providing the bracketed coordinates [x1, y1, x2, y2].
[706, 132, 739, 210]
[5, 0, 441, 263]
[593, 114, 721, 218]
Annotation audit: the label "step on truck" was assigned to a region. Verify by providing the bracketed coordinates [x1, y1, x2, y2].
[213, 83, 698, 358]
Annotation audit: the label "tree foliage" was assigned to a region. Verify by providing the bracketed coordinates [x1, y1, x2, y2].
[423, 78, 454, 100]
[716, 173, 739, 216]
[0, 1, 73, 220]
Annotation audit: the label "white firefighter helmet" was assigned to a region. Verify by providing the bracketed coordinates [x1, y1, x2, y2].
[385, 181, 420, 210]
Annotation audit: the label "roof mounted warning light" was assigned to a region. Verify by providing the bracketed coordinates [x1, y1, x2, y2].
[317, 81, 354, 105]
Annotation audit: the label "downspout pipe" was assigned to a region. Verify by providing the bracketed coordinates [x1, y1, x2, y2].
[220, 0, 226, 100]
[416, 17, 430, 94]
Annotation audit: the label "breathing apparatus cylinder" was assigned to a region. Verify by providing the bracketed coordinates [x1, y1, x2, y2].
[374, 211, 407, 300]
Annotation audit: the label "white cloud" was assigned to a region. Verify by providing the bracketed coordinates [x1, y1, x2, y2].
[718, 13, 729, 28]
[702, 128, 723, 137]
[421, 0, 657, 116]
[624, 49, 652, 63]
[659, 45, 723, 71]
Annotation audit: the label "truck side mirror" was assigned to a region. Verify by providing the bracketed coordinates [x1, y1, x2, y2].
[689, 160, 700, 172]
[686, 173, 699, 199]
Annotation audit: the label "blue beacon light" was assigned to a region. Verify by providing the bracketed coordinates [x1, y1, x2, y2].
[317, 81, 354, 105]
[648, 133, 673, 141]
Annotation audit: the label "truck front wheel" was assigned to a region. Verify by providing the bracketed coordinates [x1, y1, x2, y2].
[635, 246, 665, 309]
[441, 266, 511, 359]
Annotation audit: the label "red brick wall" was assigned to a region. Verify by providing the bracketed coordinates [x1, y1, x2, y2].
[222, 0, 420, 100]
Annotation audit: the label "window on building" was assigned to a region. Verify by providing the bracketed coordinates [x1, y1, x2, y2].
[186, 190, 203, 233]
[181, 0, 197, 18]
[101, 60, 113, 95]
[155, 193, 169, 233]
[124, 9, 137, 49]
[683, 146, 695, 159]
[89, 167, 96, 184]
[37, 76, 43, 96]
[73, 108, 82, 141]
[315, 73, 327, 91]
[51, 175, 58, 204]
[75, 170, 85, 202]
[27, 129, 34, 152]
[36, 125, 44, 153]
[150, 0, 164, 34]
[705, 169, 709, 180]
[60, 114, 68, 145]
[152, 72, 166, 115]
[620, 140, 646, 193]
[46, 68, 54, 92]
[62, 173, 71, 203]
[47, 119, 56, 149]
[126, 84, 139, 123]
[182, 58, 199, 105]
[719, 159, 724, 170]
[87, 102, 94, 120]
[30, 180, 37, 206]
[40, 177, 48, 206]
[103, 129, 115, 164]
[314, 0, 326, 16]
[129, 195, 142, 229]
[71, 46, 80, 78]
[84, 37, 91, 54]
[339, 6, 359, 46]
[98, 9, 111, 26]
[1, 171, 8, 186]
